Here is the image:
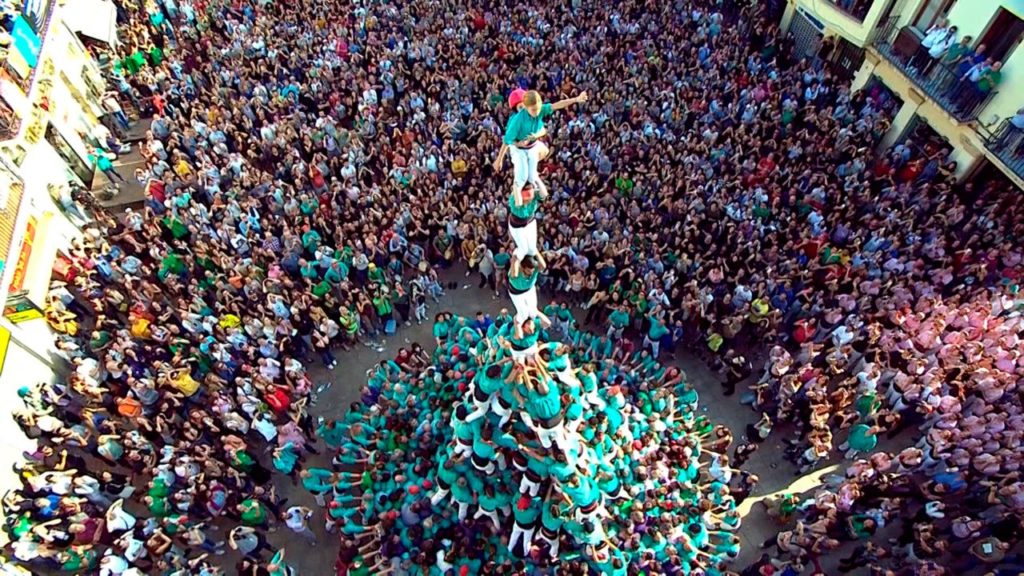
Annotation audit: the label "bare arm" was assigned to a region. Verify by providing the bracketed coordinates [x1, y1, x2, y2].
[550, 92, 588, 111]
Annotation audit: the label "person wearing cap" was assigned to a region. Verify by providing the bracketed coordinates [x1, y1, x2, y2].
[508, 494, 542, 556]
[493, 90, 588, 205]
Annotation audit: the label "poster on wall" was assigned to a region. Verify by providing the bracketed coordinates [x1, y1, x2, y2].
[4, 292, 43, 323]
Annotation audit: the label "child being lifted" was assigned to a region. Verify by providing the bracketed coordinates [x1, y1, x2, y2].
[493, 89, 588, 206]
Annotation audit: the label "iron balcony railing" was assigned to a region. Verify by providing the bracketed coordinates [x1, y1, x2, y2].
[874, 24, 998, 123]
[987, 119, 1024, 181]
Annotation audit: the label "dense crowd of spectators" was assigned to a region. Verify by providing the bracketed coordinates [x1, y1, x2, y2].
[3, 0, 1023, 574]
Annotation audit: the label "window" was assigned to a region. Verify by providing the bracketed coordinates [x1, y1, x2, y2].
[911, 0, 954, 31]
[978, 8, 1024, 64]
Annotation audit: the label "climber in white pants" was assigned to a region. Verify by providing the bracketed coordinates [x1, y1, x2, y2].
[509, 213, 540, 262]
[493, 89, 589, 202]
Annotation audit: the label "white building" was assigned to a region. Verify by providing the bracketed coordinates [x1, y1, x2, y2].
[782, 0, 1024, 188]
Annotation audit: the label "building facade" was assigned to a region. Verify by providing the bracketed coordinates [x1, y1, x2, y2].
[781, 0, 1024, 188]
[0, 0, 110, 498]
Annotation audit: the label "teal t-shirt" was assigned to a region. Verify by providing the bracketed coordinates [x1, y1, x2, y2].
[609, 309, 630, 328]
[509, 269, 539, 291]
[477, 366, 507, 395]
[508, 192, 540, 220]
[503, 103, 554, 145]
[527, 382, 562, 420]
[647, 316, 669, 339]
[512, 496, 542, 524]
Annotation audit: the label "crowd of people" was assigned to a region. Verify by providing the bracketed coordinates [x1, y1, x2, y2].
[2, 0, 1023, 573]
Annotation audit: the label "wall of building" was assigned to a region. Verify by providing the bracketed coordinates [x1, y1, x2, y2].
[941, 0, 1024, 126]
[789, 0, 896, 45]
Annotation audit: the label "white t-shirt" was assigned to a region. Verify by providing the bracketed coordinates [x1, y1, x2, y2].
[284, 507, 308, 531]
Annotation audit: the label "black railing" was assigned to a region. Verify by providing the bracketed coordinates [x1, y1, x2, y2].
[871, 14, 901, 45]
[874, 25, 998, 122]
[987, 119, 1024, 181]
[824, 0, 872, 22]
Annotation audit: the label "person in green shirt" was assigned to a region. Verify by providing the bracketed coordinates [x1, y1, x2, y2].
[941, 36, 973, 69]
[88, 146, 127, 185]
[508, 494, 541, 555]
[494, 90, 588, 204]
[301, 227, 321, 253]
[644, 308, 670, 359]
[507, 187, 542, 261]
[238, 498, 271, 529]
[509, 255, 548, 325]
[607, 304, 630, 340]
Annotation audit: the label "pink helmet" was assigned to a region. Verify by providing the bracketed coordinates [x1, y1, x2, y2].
[508, 88, 526, 109]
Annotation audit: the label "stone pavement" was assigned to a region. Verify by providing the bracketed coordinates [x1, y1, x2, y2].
[90, 119, 151, 210]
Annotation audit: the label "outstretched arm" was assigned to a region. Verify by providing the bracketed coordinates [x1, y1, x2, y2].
[551, 92, 588, 111]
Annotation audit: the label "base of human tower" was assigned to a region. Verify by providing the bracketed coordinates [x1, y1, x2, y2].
[341, 312, 740, 574]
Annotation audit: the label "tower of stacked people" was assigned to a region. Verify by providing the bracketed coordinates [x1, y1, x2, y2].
[419, 89, 741, 572]
[314, 89, 741, 575]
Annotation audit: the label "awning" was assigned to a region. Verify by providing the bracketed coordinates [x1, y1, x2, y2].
[63, 0, 119, 46]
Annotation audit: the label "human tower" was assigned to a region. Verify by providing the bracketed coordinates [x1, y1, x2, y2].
[317, 89, 740, 574]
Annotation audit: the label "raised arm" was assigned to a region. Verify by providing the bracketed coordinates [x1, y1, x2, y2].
[551, 92, 589, 111]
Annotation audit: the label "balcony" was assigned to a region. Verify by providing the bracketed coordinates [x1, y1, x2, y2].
[987, 120, 1024, 182]
[873, 23, 998, 123]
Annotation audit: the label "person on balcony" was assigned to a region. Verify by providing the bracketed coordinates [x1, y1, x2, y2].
[909, 19, 953, 73]
[955, 60, 1001, 116]
[931, 35, 972, 86]
[921, 25, 958, 77]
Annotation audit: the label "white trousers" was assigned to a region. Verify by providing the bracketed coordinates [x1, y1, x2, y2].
[643, 335, 661, 359]
[509, 220, 539, 261]
[466, 387, 492, 423]
[522, 412, 569, 452]
[508, 143, 548, 199]
[452, 439, 472, 459]
[508, 521, 536, 555]
[473, 459, 495, 474]
[510, 286, 539, 324]
[430, 487, 451, 508]
[520, 474, 541, 497]
[510, 343, 539, 361]
[538, 531, 560, 558]
[491, 395, 512, 427]
[474, 507, 501, 530]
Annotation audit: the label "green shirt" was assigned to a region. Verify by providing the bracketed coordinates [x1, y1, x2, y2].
[512, 496, 542, 524]
[527, 381, 562, 420]
[508, 192, 540, 221]
[503, 103, 553, 145]
[942, 43, 970, 64]
[978, 69, 1002, 92]
[493, 252, 511, 268]
[302, 468, 334, 492]
[647, 315, 669, 339]
[848, 424, 877, 452]
[302, 230, 321, 250]
[608, 309, 630, 328]
[508, 268, 539, 291]
[240, 499, 267, 525]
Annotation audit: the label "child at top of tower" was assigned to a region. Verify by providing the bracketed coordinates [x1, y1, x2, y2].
[493, 89, 588, 206]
